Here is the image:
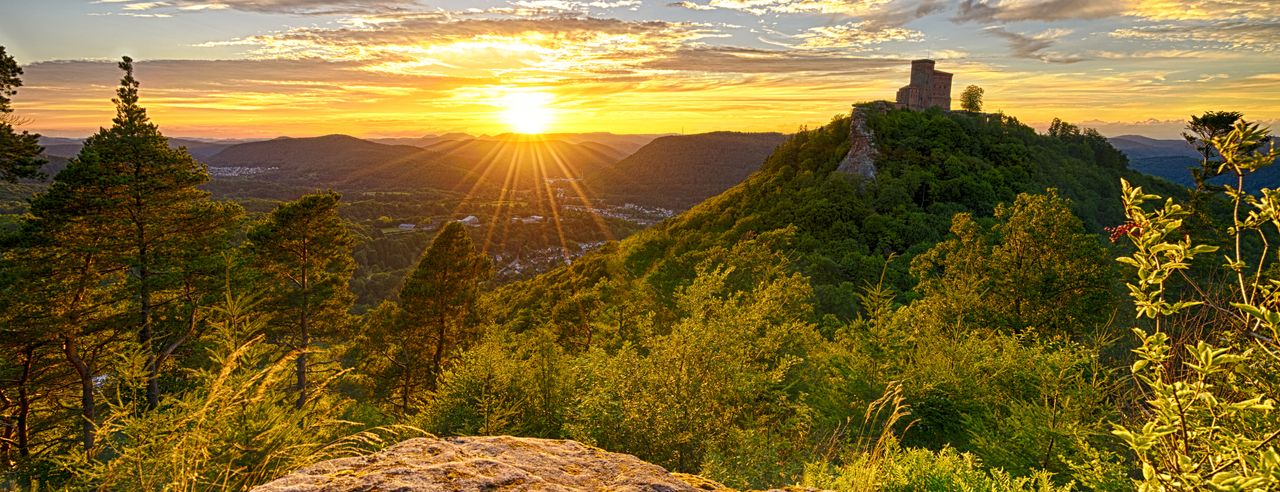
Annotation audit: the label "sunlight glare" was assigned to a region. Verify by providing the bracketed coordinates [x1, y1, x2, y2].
[499, 90, 555, 134]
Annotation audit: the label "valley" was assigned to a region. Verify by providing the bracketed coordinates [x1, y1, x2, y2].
[17, 127, 1275, 314]
[18, 130, 785, 310]
[4, 1, 1280, 489]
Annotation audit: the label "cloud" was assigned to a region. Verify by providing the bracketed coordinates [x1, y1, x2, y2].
[512, 0, 642, 10]
[1110, 20, 1280, 53]
[792, 21, 923, 50]
[954, 0, 1125, 23]
[204, 16, 722, 78]
[642, 47, 904, 73]
[98, 0, 421, 15]
[667, 0, 896, 16]
[667, 1, 717, 11]
[24, 0, 1279, 137]
[983, 26, 1085, 63]
[1126, 0, 1280, 21]
[952, 0, 1280, 23]
[860, 0, 946, 29]
[122, 2, 173, 10]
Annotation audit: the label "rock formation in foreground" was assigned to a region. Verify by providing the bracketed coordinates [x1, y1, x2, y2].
[253, 435, 730, 491]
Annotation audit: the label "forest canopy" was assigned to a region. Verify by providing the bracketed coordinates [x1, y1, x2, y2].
[1, 53, 1278, 492]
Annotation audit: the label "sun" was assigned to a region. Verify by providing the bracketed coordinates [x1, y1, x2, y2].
[499, 90, 555, 134]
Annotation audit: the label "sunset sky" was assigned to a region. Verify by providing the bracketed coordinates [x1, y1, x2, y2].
[2, 0, 1277, 138]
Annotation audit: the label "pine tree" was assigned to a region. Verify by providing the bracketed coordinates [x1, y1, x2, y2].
[20, 56, 240, 411]
[0, 45, 44, 182]
[2, 180, 128, 455]
[391, 221, 490, 413]
[247, 191, 355, 409]
[1182, 111, 1243, 209]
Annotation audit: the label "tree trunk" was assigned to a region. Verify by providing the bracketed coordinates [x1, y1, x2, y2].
[132, 159, 160, 411]
[61, 336, 95, 454]
[0, 390, 10, 465]
[295, 254, 309, 410]
[429, 312, 447, 391]
[15, 344, 33, 460]
[400, 365, 412, 416]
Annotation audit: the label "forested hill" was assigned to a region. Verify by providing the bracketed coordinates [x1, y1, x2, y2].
[584, 131, 789, 209]
[485, 107, 1186, 327]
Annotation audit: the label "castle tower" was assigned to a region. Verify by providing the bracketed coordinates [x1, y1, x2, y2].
[895, 59, 952, 111]
[909, 59, 935, 87]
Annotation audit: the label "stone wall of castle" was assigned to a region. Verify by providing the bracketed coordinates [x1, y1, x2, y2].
[896, 59, 952, 111]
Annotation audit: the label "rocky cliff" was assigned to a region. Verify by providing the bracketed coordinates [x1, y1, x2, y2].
[253, 435, 737, 491]
[835, 102, 885, 179]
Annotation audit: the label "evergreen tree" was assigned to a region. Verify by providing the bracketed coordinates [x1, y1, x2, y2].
[247, 191, 355, 409]
[0, 220, 123, 455]
[389, 221, 489, 413]
[19, 56, 240, 410]
[1182, 110, 1243, 212]
[0, 45, 44, 182]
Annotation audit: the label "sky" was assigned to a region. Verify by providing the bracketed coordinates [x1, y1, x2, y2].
[1, 0, 1277, 139]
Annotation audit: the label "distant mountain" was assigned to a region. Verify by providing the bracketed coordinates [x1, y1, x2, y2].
[1108, 135, 1198, 160]
[170, 138, 237, 160]
[1109, 135, 1279, 192]
[495, 133, 666, 156]
[39, 143, 84, 159]
[585, 132, 788, 209]
[38, 136, 236, 160]
[206, 134, 421, 171]
[370, 132, 663, 157]
[422, 135, 621, 188]
[370, 133, 474, 148]
[576, 141, 630, 161]
[204, 133, 622, 196]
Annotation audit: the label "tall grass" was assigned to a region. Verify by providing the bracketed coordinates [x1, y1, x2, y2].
[801, 382, 1070, 491]
[54, 293, 424, 491]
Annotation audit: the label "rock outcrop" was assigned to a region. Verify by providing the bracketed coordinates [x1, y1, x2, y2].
[835, 102, 886, 180]
[253, 435, 731, 491]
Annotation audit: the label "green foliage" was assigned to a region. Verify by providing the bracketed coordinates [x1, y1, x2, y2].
[1183, 110, 1243, 197]
[1111, 118, 1280, 491]
[370, 221, 491, 414]
[11, 68, 1261, 492]
[491, 108, 1173, 341]
[802, 441, 1071, 492]
[911, 190, 1116, 336]
[248, 190, 356, 409]
[570, 249, 819, 476]
[52, 293, 420, 490]
[0, 45, 44, 183]
[832, 295, 1123, 483]
[961, 85, 984, 113]
[419, 329, 570, 438]
[420, 233, 823, 488]
[0, 57, 242, 467]
[1046, 118, 1129, 172]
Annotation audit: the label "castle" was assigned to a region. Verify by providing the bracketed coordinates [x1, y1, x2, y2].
[895, 59, 952, 111]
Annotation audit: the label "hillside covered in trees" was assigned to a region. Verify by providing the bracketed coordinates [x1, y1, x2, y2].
[2, 51, 1280, 492]
[584, 131, 789, 209]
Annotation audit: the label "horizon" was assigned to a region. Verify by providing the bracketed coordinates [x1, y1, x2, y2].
[3, 1, 1278, 139]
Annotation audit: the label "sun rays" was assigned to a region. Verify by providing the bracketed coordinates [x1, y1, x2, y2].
[499, 90, 555, 135]
[440, 132, 617, 270]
